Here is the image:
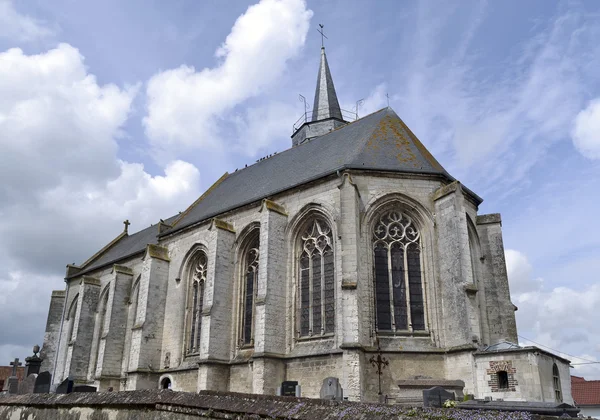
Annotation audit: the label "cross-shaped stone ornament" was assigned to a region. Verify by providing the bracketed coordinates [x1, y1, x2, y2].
[9, 358, 21, 376]
[123, 219, 131, 233]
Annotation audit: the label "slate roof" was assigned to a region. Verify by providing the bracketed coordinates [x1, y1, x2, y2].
[571, 376, 600, 406]
[164, 106, 466, 236]
[69, 215, 178, 278]
[71, 106, 474, 277]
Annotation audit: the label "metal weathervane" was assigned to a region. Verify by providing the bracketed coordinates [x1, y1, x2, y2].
[317, 23, 328, 47]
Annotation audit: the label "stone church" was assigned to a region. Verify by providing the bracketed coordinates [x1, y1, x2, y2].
[40, 46, 573, 404]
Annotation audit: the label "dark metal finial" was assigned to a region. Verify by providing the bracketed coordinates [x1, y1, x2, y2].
[317, 23, 328, 48]
[33, 344, 40, 356]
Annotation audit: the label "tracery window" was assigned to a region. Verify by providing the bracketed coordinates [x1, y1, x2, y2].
[553, 364, 562, 402]
[240, 234, 260, 346]
[373, 210, 425, 332]
[66, 296, 78, 343]
[186, 252, 207, 355]
[298, 218, 335, 337]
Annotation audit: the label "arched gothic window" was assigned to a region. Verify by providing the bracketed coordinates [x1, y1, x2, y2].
[373, 210, 425, 332]
[186, 252, 207, 355]
[298, 218, 335, 337]
[240, 234, 259, 346]
[66, 296, 79, 343]
[553, 363, 562, 402]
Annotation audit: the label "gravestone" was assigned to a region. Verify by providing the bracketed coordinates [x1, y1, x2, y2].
[73, 385, 97, 393]
[281, 381, 298, 396]
[18, 374, 37, 394]
[34, 371, 51, 394]
[6, 377, 19, 394]
[422, 386, 455, 408]
[320, 377, 343, 401]
[56, 378, 74, 394]
[25, 345, 43, 377]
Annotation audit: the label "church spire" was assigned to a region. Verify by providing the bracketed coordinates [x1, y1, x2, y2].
[311, 47, 343, 122]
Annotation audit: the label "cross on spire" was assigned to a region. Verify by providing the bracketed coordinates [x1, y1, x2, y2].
[9, 358, 21, 376]
[317, 24, 328, 48]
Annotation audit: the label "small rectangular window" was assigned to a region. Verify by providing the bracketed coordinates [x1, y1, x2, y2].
[497, 371, 509, 389]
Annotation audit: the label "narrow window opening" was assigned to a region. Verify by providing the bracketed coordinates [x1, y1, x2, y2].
[497, 371, 509, 390]
[160, 378, 172, 389]
[186, 252, 207, 355]
[553, 363, 562, 402]
[241, 234, 259, 346]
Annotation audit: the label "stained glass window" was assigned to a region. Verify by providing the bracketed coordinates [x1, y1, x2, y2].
[241, 236, 259, 346]
[299, 219, 335, 337]
[187, 252, 207, 355]
[373, 210, 425, 332]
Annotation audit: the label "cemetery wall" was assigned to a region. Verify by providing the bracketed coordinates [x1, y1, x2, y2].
[0, 389, 569, 420]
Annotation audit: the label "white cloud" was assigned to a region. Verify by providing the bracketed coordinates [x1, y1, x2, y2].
[0, 44, 202, 359]
[143, 0, 312, 155]
[391, 4, 600, 197]
[0, 0, 56, 42]
[572, 98, 600, 159]
[506, 249, 600, 380]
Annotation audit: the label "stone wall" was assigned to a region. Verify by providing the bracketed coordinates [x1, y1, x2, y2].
[0, 389, 553, 420]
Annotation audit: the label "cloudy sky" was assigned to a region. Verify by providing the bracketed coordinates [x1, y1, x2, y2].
[0, 0, 599, 379]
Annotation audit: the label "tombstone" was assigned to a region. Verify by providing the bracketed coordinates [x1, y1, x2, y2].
[24, 345, 43, 377]
[6, 377, 19, 394]
[320, 377, 344, 401]
[73, 385, 97, 393]
[34, 371, 52, 394]
[422, 386, 455, 408]
[18, 374, 37, 394]
[280, 381, 300, 397]
[56, 378, 74, 394]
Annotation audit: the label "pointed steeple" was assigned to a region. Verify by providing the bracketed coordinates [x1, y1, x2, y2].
[312, 47, 343, 121]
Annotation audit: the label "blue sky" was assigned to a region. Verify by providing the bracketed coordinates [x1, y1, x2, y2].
[0, 0, 599, 379]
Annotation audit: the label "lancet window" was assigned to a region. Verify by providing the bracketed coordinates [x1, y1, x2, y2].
[66, 296, 78, 343]
[240, 234, 260, 346]
[372, 210, 425, 332]
[298, 218, 335, 338]
[553, 364, 562, 402]
[186, 252, 207, 355]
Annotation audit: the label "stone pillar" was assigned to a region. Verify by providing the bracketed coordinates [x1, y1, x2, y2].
[250, 199, 287, 395]
[40, 290, 66, 373]
[476, 214, 517, 343]
[68, 276, 101, 381]
[95, 265, 133, 381]
[127, 245, 169, 388]
[433, 182, 472, 347]
[338, 172, 364, 400]
[197, 219, 235, 392]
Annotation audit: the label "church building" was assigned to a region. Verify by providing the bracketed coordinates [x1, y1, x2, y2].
[40, 46, 573, 404]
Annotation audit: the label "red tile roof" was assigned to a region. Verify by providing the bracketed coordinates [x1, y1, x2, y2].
[571, 376, 600, 406]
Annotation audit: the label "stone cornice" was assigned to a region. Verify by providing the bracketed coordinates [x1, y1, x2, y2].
[209, 218, 235, 233]
[81, 276, 101, 286]
[260, 199, 288, 216]
[112, 264, 133, 276]
[145, 244, 170, 262]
